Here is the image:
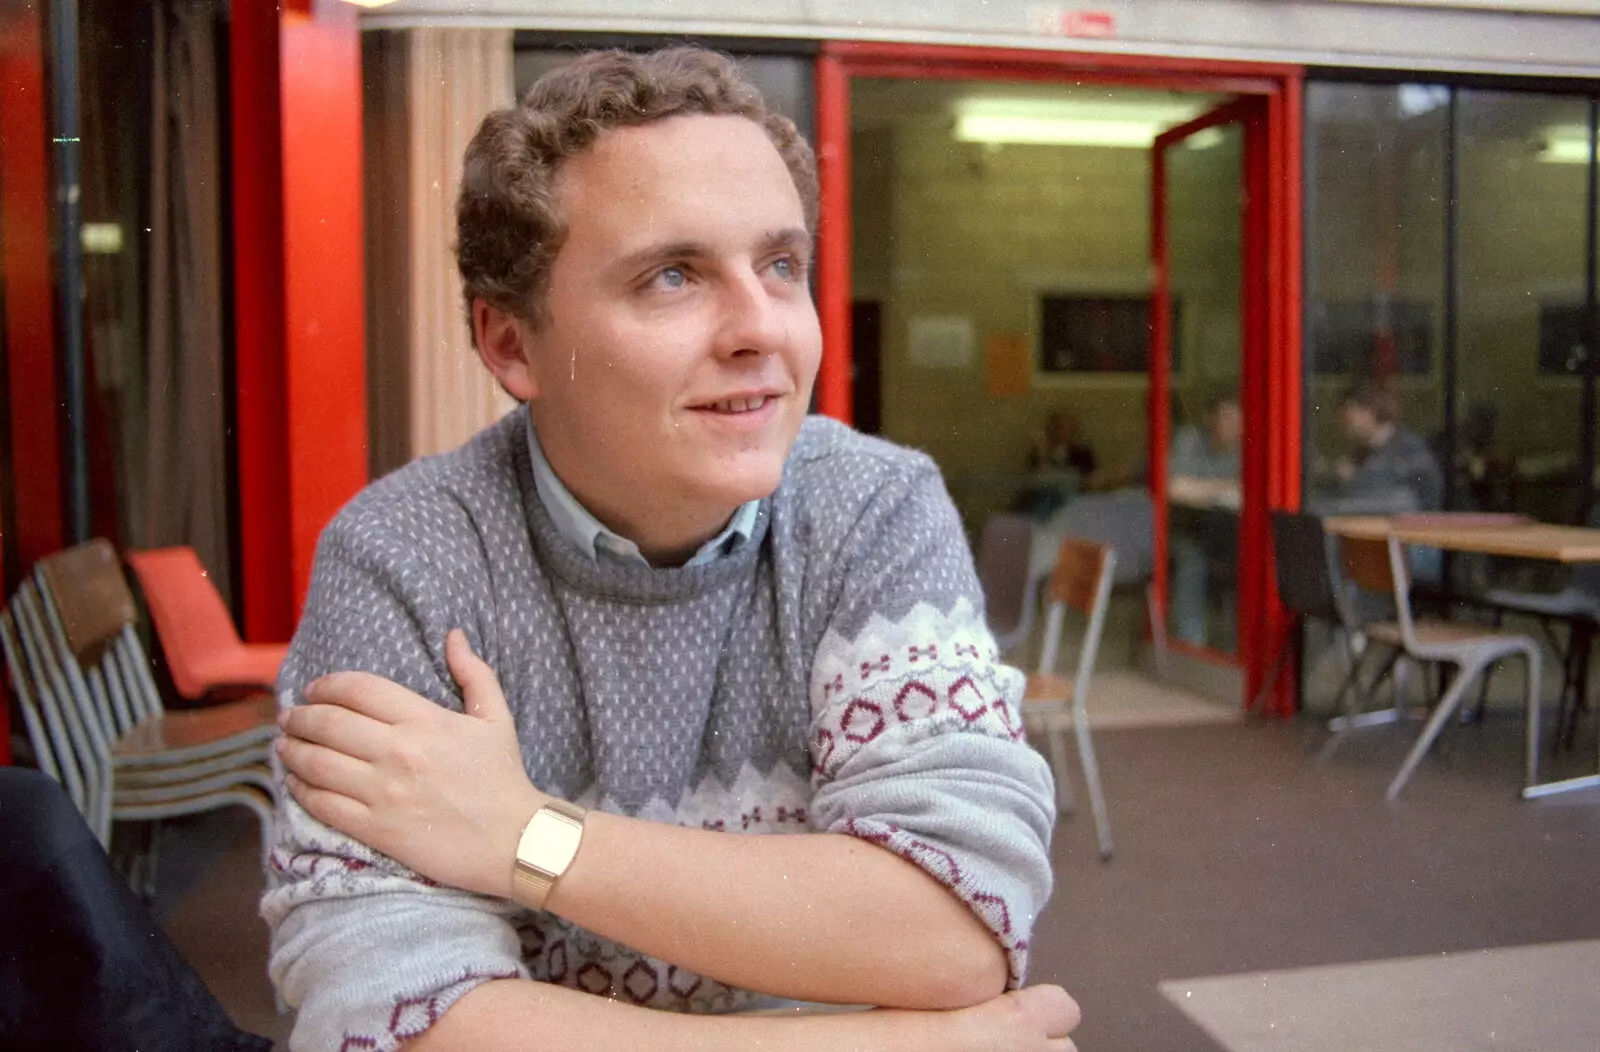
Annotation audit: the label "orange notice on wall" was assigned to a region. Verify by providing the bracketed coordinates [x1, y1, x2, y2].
[986, 334, 1031, 398]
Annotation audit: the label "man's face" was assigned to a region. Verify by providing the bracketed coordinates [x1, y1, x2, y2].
[1340, 403, 1378, 447]
[1208, 403, 1243, 451]
[511, 115, 820, 537]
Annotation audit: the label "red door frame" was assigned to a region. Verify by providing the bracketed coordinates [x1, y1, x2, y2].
[814, 40, 1304, 713]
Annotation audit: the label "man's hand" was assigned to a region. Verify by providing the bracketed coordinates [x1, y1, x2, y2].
[276, 630, 543, 898]
[945, 985, 1081, 1052]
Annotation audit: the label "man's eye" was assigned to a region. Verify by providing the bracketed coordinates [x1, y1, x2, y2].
[770, 257, 804, 281]
[653, 266, 688, 290]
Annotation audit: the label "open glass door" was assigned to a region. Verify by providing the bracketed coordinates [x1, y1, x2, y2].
[1150, 98, 1266, 678]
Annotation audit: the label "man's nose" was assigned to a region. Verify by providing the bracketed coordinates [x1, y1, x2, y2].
[715, 273, 786, 358]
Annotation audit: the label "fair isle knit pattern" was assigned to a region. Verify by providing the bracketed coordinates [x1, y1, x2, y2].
[261, 411, 1056, 1052]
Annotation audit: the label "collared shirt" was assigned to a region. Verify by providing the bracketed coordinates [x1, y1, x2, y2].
[525, 415, 759, 569]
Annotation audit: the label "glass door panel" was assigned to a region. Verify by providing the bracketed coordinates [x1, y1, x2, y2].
[1153, 110, 1246, 659]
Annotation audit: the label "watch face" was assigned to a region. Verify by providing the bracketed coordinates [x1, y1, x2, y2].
[513, 804, 586, 909]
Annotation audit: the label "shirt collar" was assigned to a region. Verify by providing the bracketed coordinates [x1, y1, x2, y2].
[525, 414, 757, 569]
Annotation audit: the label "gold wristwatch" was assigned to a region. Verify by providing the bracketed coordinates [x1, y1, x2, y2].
[511, 799, 587, 911]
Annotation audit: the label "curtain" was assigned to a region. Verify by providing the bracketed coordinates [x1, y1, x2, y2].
[141, 0, 229, 597]
[405, 28, 516, 460]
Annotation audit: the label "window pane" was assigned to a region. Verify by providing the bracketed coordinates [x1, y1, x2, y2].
[1304, 82, 1448, 519]
[1457, 89, 1592, 523]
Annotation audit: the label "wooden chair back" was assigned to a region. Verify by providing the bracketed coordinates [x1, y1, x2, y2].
[35, 539, 137, 668]
[1339, 534, 1397, 598]
[1047, 537, 1112, 617]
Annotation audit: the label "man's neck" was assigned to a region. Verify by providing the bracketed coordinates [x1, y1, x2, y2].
[1370, 422, 1397, 451]
[529, 418, 738, 568]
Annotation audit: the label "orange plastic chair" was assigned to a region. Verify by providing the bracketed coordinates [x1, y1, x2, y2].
[124, 547, 288, 702]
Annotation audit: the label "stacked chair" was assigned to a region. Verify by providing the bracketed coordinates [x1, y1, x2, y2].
[1, 539, 279, 890]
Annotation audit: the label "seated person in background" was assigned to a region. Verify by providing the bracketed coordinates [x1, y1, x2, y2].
[1015, 410, 1096, 517]
[1028, 410, 1098, 478]
[1167, 393, 1242, 647]
[1315, 379, 1445, 583]
[1429, 400, 1514, 513]
[266, 47, 1074, 1052]
[1320, 379, 1444, 513]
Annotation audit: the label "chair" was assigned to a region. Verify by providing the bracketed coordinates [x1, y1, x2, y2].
[124, 546, 288, 703]
[1022, 537, 1115, 860]
[1247, 511, 1364, 717]
[1472, 510, 1600, 746]
[975, 513, 1040, 655]
[1034, 490, 1167, 676]
[0, 540, 277, 864]
[1336, 532, 1543, 800]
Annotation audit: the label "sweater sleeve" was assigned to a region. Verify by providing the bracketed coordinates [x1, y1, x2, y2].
[805, 461, 1056, 988]
[261, 514, 527, 1052]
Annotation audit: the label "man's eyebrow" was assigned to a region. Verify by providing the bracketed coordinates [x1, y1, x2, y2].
[756, 227, 813, 255]
[612, 240, 712, 275]
[611, 228, 813, 275]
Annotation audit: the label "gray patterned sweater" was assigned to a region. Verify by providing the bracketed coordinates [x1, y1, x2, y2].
[262, 411, 1055, 1052]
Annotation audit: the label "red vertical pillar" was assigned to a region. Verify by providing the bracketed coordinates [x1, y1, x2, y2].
[1, 1, 64, 764]
[230, 0, 367, 643]
[814, 51, 853, 425]
[1, 1, 64, 576]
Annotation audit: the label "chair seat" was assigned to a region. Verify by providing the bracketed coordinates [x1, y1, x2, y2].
[1366, 619, 1536, 656]
[1023, 673, 1074, 704]
[112, 693, 278, 767]
[173, 642, 289, 700]
[1480, 586, 1600, 622]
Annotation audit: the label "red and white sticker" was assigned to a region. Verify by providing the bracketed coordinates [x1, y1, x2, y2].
[1026, 5, 1119, 38]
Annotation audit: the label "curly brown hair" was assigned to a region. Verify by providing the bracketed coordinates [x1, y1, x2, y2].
[455, 47, 819, 330]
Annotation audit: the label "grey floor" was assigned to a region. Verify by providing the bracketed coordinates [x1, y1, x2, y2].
[152, 687, 1600, 1051]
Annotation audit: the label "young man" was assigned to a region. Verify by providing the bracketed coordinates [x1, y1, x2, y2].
[267, 48, 1077, 1051]
[1326, 380, 1443, 513]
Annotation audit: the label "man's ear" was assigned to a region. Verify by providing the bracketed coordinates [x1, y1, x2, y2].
[473, 299, 539, 402]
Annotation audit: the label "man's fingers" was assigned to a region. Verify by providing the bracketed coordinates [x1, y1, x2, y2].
[278, 703, 389, 762]
[303, 671, 431, 724]
[445, 629, 512, 723]
[1016, 985, 1081, 1038]
[284, 773, 372, 839]
[277, 735, 375, 802]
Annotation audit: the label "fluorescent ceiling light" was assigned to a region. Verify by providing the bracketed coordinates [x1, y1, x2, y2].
[1539, 125, 1596, 164]
[952, 98, 1209, 148]
[338, 0, 402, 8]
[955, 115, 1166, 147]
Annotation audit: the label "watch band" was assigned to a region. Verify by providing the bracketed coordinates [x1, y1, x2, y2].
[511, 798, 587, 911]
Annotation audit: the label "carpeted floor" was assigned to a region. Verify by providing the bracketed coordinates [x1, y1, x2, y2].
[152, 685, 1600, 1051]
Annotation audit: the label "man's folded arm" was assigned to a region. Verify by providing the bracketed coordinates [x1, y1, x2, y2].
[265, 513, 529, 1052]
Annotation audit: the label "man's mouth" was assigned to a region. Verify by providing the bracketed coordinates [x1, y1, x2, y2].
[700, 395, 772, 414]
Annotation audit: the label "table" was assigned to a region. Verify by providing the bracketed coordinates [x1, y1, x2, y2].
[1324, 514, 1600, 563]
[1324, 513, 1600, 800]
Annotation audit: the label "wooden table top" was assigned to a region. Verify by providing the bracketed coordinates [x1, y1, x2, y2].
[1323, 514, 1600, 563]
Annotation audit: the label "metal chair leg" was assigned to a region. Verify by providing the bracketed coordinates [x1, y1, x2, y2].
[1047, 710, 1076, 815]
[1524, 645, 1545, 793]
[1388, 659, 1485, 801]
[1070, 704, 1113, 861]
